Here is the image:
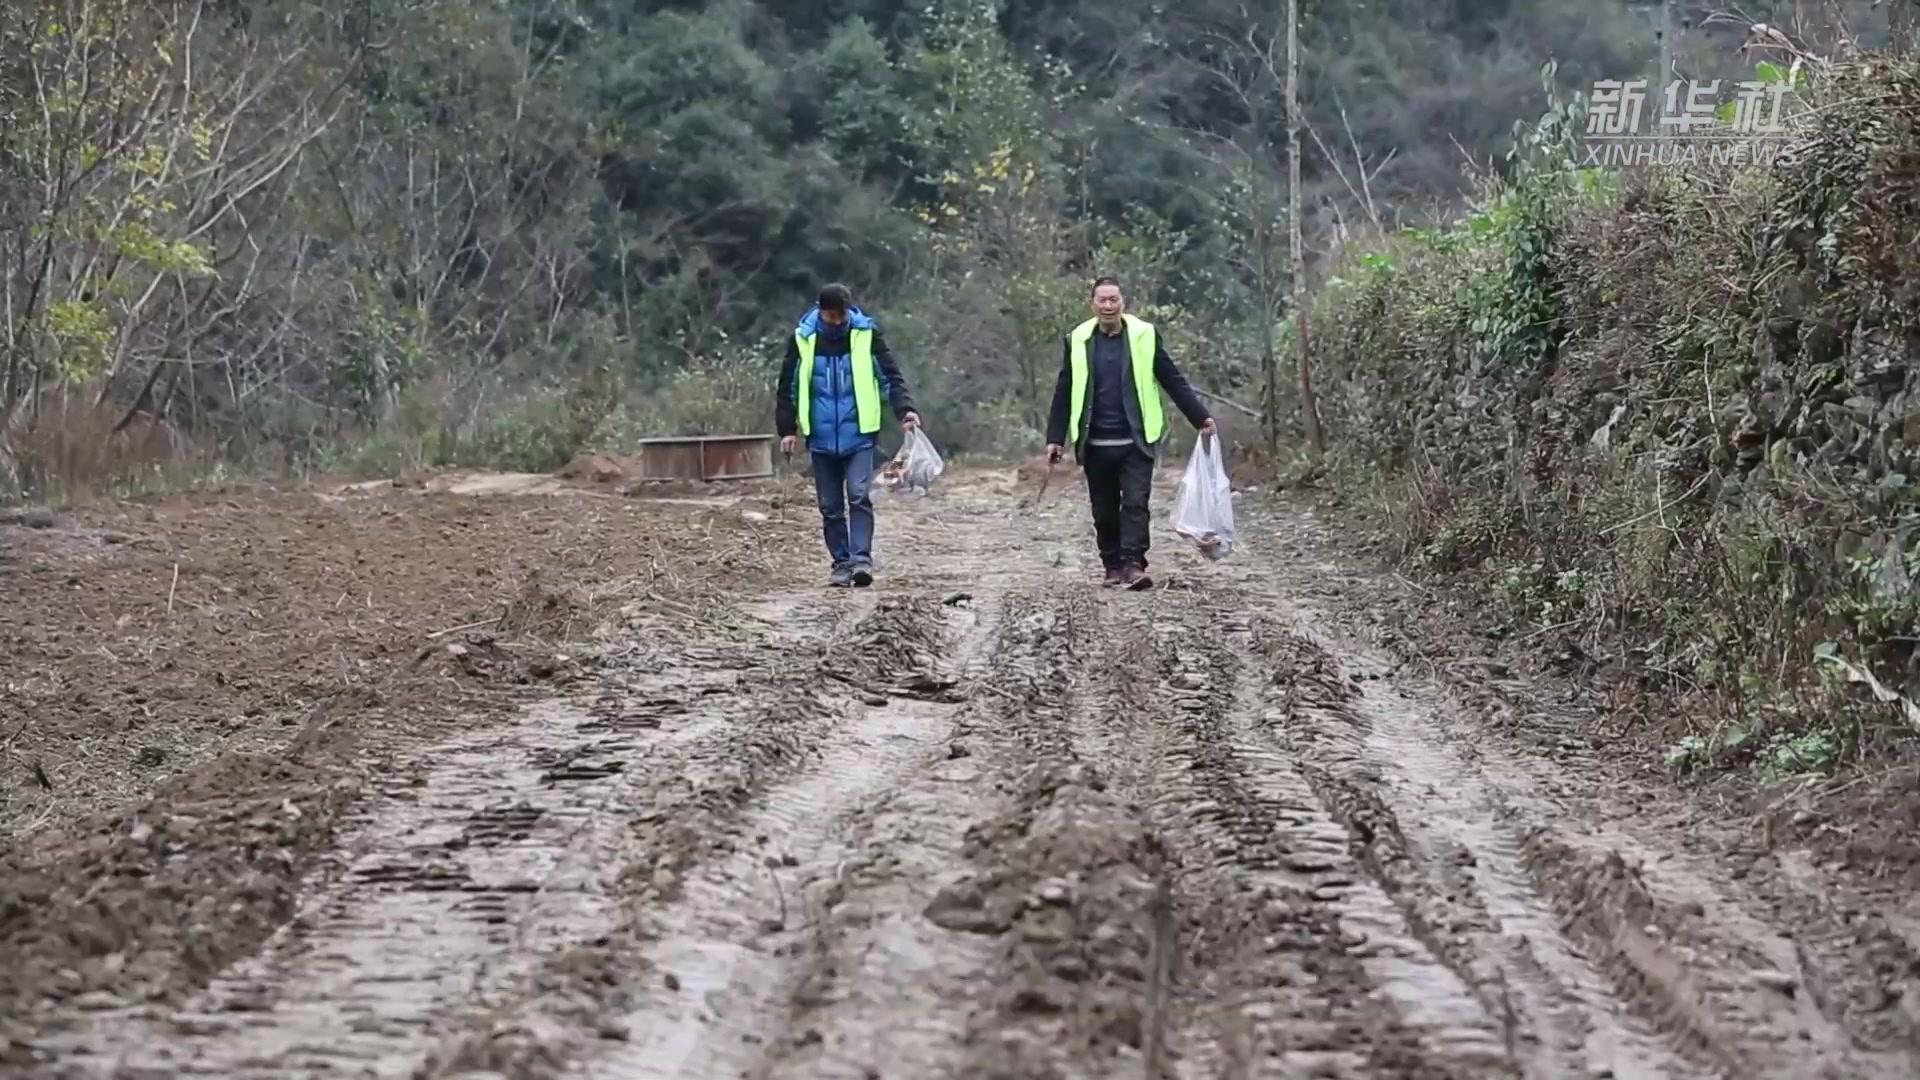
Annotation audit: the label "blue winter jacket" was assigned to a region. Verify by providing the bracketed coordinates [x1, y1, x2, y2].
[774, 305, 916, 457]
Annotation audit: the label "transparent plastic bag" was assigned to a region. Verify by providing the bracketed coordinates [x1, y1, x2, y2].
[1170, 434, 1235, 560]
[881, 427, 945, 493]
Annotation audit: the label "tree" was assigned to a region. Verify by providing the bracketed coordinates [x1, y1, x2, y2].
[902, 0, 1085, 433]
[1165, 6, 1318, 456]
[1288, 0, 1324, 458]
[0, 0, 354, 431]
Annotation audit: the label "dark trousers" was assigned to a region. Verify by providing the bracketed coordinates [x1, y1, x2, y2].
[1083, 442, 1155, 570]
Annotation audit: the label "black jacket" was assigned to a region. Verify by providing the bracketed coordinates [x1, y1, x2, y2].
[1045, 321, 1211, 460]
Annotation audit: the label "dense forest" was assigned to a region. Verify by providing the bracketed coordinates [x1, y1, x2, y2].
[10, 0, 1874, 485]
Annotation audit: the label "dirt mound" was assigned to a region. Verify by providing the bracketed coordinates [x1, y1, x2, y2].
[0, 477, 811, 1043]
[0, 747, 353, 1047]
[497, 572, 592, 639]
[1252, 623, 1360, 722]
[837, 594, 947, 677]
[930, 761, 1167, 1062]
[555, 451, 625, 483]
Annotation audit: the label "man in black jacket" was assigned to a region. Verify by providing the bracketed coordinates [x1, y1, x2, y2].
[1045, 276, 1215, 590]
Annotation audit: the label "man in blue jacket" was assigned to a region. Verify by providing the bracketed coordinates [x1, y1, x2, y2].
[776, 283, 920, 587]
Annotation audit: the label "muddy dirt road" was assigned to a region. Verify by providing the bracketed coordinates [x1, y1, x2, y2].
[6, 463, 1920, 1079]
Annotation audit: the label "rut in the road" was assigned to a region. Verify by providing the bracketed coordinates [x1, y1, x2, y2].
[932, 584, 1512, 1080]
[24, 471, 1920, 1080]
[31, 590, 949, 1079]
[1231, 547, 1920, 1080]
[576, 589, 1003, 1079]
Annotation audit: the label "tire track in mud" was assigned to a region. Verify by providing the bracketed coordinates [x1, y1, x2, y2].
[1297, 595, 1912, 1068]
[563, 589, 1005, 1079]
[1513, 822, 1920, 1080]
[27, 471, 1920, 1080]
[926, 579, 1513, 1079]
[1125, 604, 1510, 1079]
[1237, 618, 1696, 1080]
[422, 591, 972, 1079]
[927, 587, 1175, 1079]
[544, 519, 1110, 1078]
[37, 703, 677, 1080]
[756, 586, 1063, 1078]
[1221, 517, 1920, 1080]
[28, 593, 911, 1080]
[1318, 642, 1920, 1079]
[1380, 658, 1920, 1078]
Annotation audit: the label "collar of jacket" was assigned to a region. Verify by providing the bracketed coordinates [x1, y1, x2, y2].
[797, 304, 875, 335]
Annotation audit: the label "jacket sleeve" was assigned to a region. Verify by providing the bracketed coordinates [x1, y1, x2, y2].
[1045, 337, 1072, 445]
[1153, 331, 1212, 429]
[775, 333, 800, 437]
[871, 328, 916, 420]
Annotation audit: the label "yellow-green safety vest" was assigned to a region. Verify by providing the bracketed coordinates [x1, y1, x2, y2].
[795, 326, 881, 437]
[1067, 313, 1165, 446]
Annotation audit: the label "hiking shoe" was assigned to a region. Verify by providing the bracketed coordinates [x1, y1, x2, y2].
[829, 565, 853, 587]
[850, 564, 873, 588]
[1120, 563, 1153, 590]
[1102, 565, 1124, 587]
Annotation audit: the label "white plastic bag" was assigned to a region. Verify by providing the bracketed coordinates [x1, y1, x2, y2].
[1170, 434, 1235, 560]
[881, 428, 945, 493]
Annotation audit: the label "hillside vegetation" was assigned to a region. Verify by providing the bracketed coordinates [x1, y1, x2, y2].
[1, 0, 1663, 493]
[8, 0, 1920, 777]
[1312, 36, 1920, 775]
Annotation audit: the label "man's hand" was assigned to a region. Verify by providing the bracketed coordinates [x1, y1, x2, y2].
[1199, 417, 1218, 438]
[780, 435, 798, 455]
[1046, 443, 1063, 465]
[902, 411, 920, 431]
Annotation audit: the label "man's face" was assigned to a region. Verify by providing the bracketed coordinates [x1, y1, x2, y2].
[1091, 285, 1124, 325]
[819, 306, 848, 326]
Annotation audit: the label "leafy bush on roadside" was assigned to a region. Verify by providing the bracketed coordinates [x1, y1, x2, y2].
[1316, 54, 1920, 773]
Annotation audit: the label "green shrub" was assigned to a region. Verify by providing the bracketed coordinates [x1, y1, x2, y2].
[1317, 54, 1920, 772]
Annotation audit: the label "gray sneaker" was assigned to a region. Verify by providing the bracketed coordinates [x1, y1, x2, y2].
[850, 564, 873, 588]
[828, 565, 853, 587]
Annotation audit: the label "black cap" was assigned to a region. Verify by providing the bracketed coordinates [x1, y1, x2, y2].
[817, 283, 852, 311]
